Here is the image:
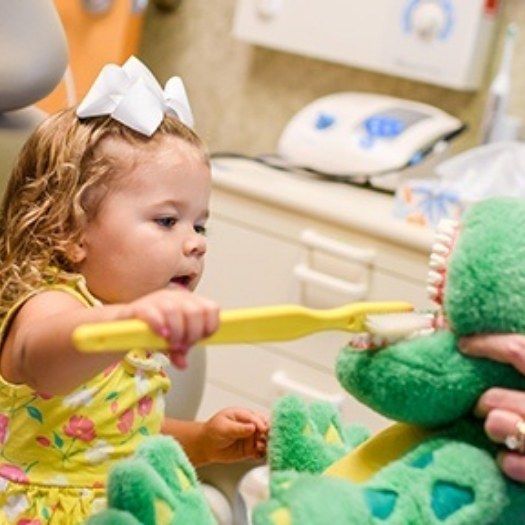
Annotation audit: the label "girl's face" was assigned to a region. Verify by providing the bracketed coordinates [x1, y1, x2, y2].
[77, 135, 211, 304]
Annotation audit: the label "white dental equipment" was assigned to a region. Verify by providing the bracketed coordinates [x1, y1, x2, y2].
[234, 0, 499, 91]
[277, 92, 463, 178]
[479, 24, 520, 144]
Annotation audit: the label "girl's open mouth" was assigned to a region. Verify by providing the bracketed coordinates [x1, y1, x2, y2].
[169, 275, 192, 288]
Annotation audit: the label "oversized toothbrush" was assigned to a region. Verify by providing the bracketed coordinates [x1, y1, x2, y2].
[72, 301, 436, 352]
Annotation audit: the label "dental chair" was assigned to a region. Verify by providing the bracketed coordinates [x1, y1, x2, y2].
[0, 0, 68, 193]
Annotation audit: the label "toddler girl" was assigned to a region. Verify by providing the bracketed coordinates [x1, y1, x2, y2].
[0, 57, 268, 523]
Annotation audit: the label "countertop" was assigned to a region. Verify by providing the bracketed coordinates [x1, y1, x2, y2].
[210, 156, 435, 254]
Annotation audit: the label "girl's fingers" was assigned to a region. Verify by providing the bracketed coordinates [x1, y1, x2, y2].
[168, 350, 188, 370]
[133, 305, 167, 338]
[165, 307, 184, 345]
[475, 388, 525, 419]
[459, 334, 525, 374]
[182, 303, 205, 346]
[231, 409, 269, 434]
[202, 299, 220, 337]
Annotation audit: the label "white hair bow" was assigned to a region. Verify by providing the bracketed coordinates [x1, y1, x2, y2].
[76, 56, 194, 136]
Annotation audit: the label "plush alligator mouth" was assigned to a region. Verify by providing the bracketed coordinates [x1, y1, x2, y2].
[348, 218, 461, 352]
[427, 218, 460, 306]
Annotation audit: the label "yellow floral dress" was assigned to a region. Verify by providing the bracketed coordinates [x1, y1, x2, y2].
[0, 275, 171, 524]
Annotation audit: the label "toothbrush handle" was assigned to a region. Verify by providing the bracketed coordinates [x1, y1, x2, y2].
[73, 305, 332, 352]
[72, 302, 413, 352]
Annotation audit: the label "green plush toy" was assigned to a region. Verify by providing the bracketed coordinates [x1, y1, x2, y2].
[86, 436, 216, 525]
[255, 197, 525, 525]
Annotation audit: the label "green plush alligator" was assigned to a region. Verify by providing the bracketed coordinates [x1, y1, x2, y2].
[90, 197, 525, 524]
[87, 436, 216, 525]
[255, 197, 525, 525]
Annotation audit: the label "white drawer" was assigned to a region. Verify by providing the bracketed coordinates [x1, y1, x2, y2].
[197, 381, 269, 420]
[206, 345, 389, 432]
[200, 217, 301, 307]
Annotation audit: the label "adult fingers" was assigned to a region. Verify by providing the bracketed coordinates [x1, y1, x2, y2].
[498, 451, 525, 483]
[459, 334, 525, 375]
[475, 388, 525, 418]
[483, 408, 522, 444]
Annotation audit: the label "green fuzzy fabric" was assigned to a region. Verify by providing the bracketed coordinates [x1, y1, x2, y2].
[253, 471, 374, 525]
[87, 436, 216, 525]
[269, 396, 369, 473]
[337, 330, 525, 426]
[256, 197, 525, 525]
[446, 197, 525, 336]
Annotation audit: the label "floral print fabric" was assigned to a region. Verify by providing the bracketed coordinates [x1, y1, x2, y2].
[0, 276, 171, 523]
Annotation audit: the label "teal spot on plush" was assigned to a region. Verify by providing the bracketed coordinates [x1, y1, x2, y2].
[431, 481, 474, 520]
[364, 488, 397, 520]
[410, 452, 433, 469]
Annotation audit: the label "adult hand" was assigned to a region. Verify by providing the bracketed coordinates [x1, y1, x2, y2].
[460, 334, 525, 482]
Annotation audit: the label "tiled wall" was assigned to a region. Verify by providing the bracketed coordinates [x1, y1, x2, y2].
[140, 0, 525, 155]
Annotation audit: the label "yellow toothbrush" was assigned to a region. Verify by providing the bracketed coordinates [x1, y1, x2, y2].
[72, 301, 415, 353]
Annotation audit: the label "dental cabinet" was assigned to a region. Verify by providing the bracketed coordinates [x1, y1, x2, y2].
[233, 0, 498, 90]
[197, 158, 435, 432]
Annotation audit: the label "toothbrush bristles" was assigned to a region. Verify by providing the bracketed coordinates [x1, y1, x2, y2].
[365, 312, 434, 339]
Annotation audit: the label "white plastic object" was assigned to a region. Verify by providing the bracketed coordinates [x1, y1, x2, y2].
[480, 24, 518, 144]
[300, 229, 376, 264]
[293, 264, 367, 300]
[201, 484, 233, 525]
[277, 93, 463, 176]
[255, 0, 282, 19]
[271, 370, 345, 408]
[234, 0, 498, 90]
[234, 466, 270, 525]
[412, 2, 446, 41]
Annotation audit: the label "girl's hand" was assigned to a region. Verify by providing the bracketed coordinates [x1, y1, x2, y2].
[199, 408, 269, 464]
[460, 335, 525, 482]
[125, 288, 220, 369]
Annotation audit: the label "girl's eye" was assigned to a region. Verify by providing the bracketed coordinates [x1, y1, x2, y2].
[194, 224, 207, 235]
[155, 217, 177, 228]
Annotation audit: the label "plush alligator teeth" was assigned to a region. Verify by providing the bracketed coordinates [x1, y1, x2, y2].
[430, 253, 447, 269]
[435, 231, 453, 244]
[427, 270, 444, 285]
[437, 219, 459, 231]
[431, 242, 450, 256]
[427, 285, 439, 300]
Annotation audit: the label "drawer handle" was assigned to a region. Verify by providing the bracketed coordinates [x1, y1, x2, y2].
[300, 229, 376, 264]
[293, 263, 367, 300]
[271, 370, 345, 408]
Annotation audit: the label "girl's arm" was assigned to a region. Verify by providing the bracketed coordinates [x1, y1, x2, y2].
[161, 409, 269, 466]
[1, 290, 132, 395]
[161, 417, 208, 465]
[1, 287, 219, 396]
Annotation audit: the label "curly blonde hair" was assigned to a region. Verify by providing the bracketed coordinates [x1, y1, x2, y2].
[0, 108, 208, 317]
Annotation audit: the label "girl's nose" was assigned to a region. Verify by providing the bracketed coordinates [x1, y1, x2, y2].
[183, 230, 207, 257]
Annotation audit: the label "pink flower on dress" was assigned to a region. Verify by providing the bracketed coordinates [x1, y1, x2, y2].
[63, 415, 96, 442]
[110, 401, 119, 414]
[17, 519, 42, 525]
[35, 392, 53, 400]
[0, 463, 29, 484]
[117, 408, 134, 434]
[0, 414, 9, 444]
[36, 436, 51, 447]
[137, 396, 153, 417]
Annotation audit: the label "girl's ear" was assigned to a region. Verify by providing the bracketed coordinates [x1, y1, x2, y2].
[67, 242, 86, 264]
